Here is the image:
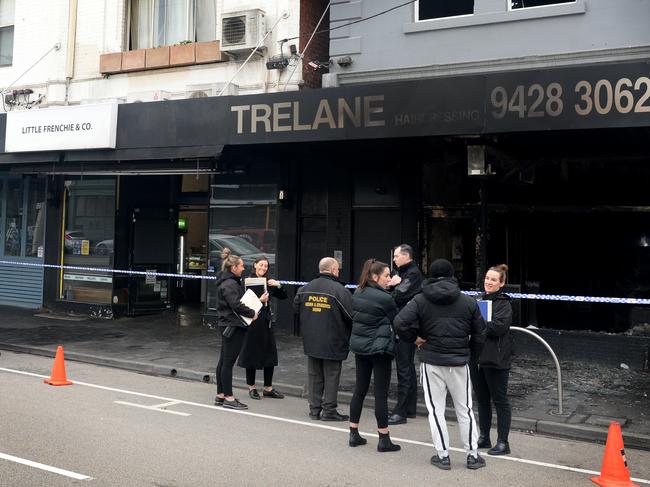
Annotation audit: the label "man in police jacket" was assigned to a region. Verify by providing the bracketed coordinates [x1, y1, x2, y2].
[294, 257, 353, 421]
[387, 244, 424, 425]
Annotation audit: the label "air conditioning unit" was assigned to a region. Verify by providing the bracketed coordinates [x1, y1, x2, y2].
[126, 90, 172, 103]
[220, 9, 266, 57]
[185, 83, 239, 99]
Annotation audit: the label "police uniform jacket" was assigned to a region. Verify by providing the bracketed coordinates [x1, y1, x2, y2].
[350, 284, 398, 357]
[477, 290, 514, 369]
[391, 260, 424, 310]
[215, 270, 256, 329]
[394, 277, 486, 366]
[293, 273, 354, 361]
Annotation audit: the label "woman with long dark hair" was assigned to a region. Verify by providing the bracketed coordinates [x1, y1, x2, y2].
[214, 248, 268, 410]
[348, 259, 400, 452]
[472, 264, 514, 455]
[238, 256, 287, 400]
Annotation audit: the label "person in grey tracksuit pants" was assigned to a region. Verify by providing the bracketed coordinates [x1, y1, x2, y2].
[394, 258, 487, 470]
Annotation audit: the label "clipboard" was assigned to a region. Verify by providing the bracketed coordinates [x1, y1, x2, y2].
[244, 277, 267, 299]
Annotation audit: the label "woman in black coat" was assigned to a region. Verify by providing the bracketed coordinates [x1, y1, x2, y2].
[348, 259, 400, 453]
[471, 264, 514, 456]
[238, 256, 287, 400]
[214, 248, 268, 411]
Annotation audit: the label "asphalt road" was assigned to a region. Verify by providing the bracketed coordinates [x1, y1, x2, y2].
[1, 351, 649, 487]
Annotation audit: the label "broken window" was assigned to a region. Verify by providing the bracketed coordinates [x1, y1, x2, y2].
[417, 0, 474, 21]
[511, 0, 575, 9]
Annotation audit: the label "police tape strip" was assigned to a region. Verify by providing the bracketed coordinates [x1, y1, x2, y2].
[2, 259, 650, 305]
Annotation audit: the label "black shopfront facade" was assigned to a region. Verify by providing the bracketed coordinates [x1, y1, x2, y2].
[1, 59, 649, 333]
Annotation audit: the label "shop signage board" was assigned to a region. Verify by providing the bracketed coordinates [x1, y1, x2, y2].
[227, 60, 650, 144]
[4, 103, 118, 152]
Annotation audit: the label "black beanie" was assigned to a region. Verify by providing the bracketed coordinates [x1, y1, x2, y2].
[428, 259, 455, 278]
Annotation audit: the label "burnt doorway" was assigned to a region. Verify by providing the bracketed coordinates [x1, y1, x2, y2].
[352, 209, 401, 282]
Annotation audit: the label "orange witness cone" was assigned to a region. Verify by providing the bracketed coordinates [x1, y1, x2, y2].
[43, 345, 73, 386]
[591, 421, 638, 487]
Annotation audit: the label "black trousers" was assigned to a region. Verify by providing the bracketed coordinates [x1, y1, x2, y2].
[349, 353, 392, 429]
[471, 364, 512, 442]
[307, 357, 342, 415]
[393, 339, 417, 417]
[216, 327, 246, 397]
[246, 367, 274, 387]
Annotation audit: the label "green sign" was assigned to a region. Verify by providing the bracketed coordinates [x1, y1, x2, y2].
[178, 218, 187, 230]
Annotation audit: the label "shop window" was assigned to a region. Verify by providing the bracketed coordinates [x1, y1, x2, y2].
[4, 179, 23, 256]
[0, 0, 14, 66]
[206, 184, 278, 312]
[62, 178, 116, 304]
[26, 178, 46, 258]
[130, 0, 217, 50]
[511, 0, 575, 8]
[417, 0, 474, 20]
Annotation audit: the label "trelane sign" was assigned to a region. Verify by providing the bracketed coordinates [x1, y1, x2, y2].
[5, 103, 118, 152]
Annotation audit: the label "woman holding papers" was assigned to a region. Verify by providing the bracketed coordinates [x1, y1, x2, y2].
[214, 248, 268, 411]
[238, 256, 287, 400]
[348, 259, 401, 452]
[473, 264, 514, 456]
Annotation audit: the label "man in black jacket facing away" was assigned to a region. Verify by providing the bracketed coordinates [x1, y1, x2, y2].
[294, 257, 353, 421]
[394, 259, 487, 470]
[387, 244, 423, 425]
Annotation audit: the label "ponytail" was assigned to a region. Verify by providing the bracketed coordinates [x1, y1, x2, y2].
[358, 259, 389, 289]
[221, 247, 242, 272]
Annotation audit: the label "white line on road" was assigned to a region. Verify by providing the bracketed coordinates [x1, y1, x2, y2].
[150, 401, 183, 408]
[2, 366, 649, 485]
[114, 400, 191, 416]
[0, 452, 93, 481]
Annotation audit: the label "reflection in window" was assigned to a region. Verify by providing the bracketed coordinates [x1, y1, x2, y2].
[206, 184, 278, 312]
[130, 0, 217, 50]
[62, 178, 116, 303]
[26, 178, 46, 257]
[4, 179, 23, 256]
[417, 0, 474, 20]
[511, 0, 574, 8]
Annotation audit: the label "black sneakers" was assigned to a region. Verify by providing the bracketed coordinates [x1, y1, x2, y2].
[248, 389, 261, 400]
[214, 396, 224, 406]
[263, 389, 285, 399]
[467, 453, 486, 470]
[223, 398, 248, 410]
[430, 455, 451, 470]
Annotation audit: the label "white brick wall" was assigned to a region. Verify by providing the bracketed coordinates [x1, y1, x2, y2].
[0, 0, 302, 111]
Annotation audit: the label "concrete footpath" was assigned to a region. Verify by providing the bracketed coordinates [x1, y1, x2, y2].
[1, 305, 649, 450]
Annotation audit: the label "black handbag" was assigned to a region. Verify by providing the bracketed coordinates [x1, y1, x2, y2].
[221, 326, 236, 338]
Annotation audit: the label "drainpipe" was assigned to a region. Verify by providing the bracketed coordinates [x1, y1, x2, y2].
[65, 0, 78, 104]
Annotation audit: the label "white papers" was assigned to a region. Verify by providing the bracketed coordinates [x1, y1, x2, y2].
[244, 277, 267, 297]
[239, 289, 263, 325]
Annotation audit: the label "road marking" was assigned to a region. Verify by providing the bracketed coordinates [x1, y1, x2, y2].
[2, 366, 649, 484]
[150, 401, 182, 408]
[0, 452, 93, 480]
[114, 400, 191, 416]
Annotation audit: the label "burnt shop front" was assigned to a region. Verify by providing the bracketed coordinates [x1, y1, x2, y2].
[0, 59, 649, 333]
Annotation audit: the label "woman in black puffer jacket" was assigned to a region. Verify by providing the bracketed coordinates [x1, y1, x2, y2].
[214, 248, 268, 411]
[348, 259, 400, 453]
[471, 264, 514, 456]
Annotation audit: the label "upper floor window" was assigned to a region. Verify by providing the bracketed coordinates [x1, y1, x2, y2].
[416, 0, 474, 21]
[130, 0, 216, 50]
[511, 0, 575, 8]
[0, 0, 15, 66]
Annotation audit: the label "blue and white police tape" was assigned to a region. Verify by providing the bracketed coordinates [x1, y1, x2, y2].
[2, 259, 650, 305]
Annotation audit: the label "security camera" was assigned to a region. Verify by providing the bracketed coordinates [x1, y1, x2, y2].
[307, 60, 331, 71]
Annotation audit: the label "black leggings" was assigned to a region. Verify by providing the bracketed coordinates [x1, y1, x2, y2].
[246, 367, 274, 387]
[349, 353, 392, 429]
[216, 327, 246, 397]
[473, 365, 512, 442]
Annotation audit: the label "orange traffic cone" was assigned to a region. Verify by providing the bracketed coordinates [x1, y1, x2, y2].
[591, 421, 638, 487]
[43, 345, 72, 386]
